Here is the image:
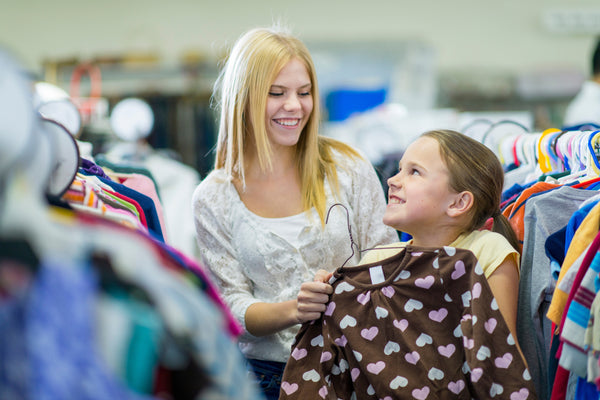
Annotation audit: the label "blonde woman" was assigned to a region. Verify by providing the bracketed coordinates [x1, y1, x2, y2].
[192, 26, 397, 399]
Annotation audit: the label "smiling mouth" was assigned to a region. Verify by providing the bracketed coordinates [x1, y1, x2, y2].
[274, 118, 301, 127]
[388, 196, 404, 204]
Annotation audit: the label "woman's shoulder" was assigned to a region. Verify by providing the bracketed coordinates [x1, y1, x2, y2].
[328, 142, 373, 175]
[193, 169, 234, 203]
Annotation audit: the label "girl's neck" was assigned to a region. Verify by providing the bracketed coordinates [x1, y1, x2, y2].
[408, 227, 465, 248]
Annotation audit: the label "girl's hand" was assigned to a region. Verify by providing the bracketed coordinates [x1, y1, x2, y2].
[295, 269, 333, 324]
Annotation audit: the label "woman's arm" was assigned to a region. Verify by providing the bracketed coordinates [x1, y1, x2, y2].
[245, 270, 333, 336]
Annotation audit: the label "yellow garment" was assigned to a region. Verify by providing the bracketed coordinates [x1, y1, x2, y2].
[359, 230, 520, 279]
[546, 201, 600, 326]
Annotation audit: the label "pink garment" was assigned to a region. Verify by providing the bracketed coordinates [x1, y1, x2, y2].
[118, 173, 168, 242]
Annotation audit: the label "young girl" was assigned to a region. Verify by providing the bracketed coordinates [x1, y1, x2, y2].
[360, 129, 521, 338]
[279, 129, 535, 399]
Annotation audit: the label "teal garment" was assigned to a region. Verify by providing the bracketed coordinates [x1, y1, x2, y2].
[101, 286, 163, 395]
[94, 155, 161, 201]
[125, 299, 162, 394]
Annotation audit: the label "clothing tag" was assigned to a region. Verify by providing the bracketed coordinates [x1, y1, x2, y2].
[369, 265, 385, 285]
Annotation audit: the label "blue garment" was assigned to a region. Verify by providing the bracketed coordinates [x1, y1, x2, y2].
[565, 199, 599, 256]
[246, 358, 286, 400]
[574, 377, 599, 399]
[502, 181, 535, 203]
[400, 231, 412, 242]
[0, 267, 32, 400]
[77, 169, 164, 242]
[97, 176, 164, 242]
[546, 226, 567, 280]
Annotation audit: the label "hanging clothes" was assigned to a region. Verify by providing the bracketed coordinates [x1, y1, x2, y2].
[280, 245, 535, 399]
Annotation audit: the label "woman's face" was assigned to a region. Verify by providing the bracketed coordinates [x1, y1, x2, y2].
[264, 58, 313, 150]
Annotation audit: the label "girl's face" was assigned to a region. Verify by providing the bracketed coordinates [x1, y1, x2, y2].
[383, 136, 458, 237]
[264, 58, 313, 150]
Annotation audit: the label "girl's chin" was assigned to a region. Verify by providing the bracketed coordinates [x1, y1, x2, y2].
[382, 217, 401, 231]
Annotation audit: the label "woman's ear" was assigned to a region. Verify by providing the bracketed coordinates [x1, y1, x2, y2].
[447, 191, 474, 217]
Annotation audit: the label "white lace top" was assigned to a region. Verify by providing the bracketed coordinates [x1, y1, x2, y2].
[192, 151, 398, 362]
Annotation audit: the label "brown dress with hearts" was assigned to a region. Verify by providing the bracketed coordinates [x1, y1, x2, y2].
[279, 245, 537, 400]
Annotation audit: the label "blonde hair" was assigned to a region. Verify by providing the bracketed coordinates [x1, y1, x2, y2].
[212, 26, 360, 223]
[422, 129, 519, 251]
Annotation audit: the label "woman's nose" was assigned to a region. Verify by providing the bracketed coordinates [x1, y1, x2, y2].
[284, 94, 301, 111]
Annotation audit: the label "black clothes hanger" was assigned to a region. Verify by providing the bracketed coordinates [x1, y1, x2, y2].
[41, 118, 81, 198]
[326, 202, 408, 268]
[326, 203, 360, 268]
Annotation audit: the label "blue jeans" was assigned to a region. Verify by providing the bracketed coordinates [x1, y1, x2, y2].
[246, 358, 286, 400]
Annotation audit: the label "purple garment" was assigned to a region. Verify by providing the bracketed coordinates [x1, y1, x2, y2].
[0, 264, 32, 400]
[0, 256, 155, 400]
[80, 158, 112, 180]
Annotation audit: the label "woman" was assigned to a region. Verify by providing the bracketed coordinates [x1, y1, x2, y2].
[192, 26, 397, 399]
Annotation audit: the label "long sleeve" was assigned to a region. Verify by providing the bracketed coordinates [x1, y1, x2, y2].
[192, 172, 260, 330]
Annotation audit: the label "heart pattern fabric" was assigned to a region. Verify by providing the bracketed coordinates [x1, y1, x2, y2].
[280, 246, 536, 399]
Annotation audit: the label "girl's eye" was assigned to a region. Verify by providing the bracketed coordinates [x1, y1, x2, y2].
[299, 91, 311, 97]
[269, 92, 283, 97]
[411, 169, 420, 176]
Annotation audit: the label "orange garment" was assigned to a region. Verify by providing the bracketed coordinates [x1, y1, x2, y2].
[503, 181, 561, 253]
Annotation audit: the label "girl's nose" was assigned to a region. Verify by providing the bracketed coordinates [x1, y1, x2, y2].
[387, 172, 401, 188]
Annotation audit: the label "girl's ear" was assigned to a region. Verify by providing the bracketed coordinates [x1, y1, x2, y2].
[447, 191, 474, 217]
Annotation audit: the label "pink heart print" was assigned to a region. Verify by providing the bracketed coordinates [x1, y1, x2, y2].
[361, 326, 379, 341]
[281, 382, 298, 395]
[451, 260, 466, 279]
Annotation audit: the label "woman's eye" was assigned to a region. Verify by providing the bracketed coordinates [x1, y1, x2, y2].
[411, 169, 420, 175]
[268, 92, 283, 97]
[299, 91, 311, 97]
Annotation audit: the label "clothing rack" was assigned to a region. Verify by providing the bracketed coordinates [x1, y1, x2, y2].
[0, 49, 262, 400]
[490, 125, 600, 400]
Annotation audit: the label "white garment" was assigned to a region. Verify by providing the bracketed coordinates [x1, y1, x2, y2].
[104, 142, 201, 259]
[564, 80, 600, 127]
[142, 153, 200, 258]
[192, 150, 398, 362]
[253, 212, 309, 249]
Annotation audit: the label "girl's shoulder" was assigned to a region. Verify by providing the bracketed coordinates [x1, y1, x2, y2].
[453, 230, 520, 277]
[455, 230, 511, 248]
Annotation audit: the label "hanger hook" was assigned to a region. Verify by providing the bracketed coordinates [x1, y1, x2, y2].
[326, 203, 359, 268]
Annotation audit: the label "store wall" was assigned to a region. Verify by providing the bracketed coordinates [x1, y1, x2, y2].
[3, 0, 600, 170]
[2, 0, 599, 77]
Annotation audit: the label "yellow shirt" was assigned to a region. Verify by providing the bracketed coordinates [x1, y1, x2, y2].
[359, 230, 520, 279]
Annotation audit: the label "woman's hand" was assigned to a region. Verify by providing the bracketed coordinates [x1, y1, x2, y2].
[295, 269, 333, 324]
[245, 269, 334, 336]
